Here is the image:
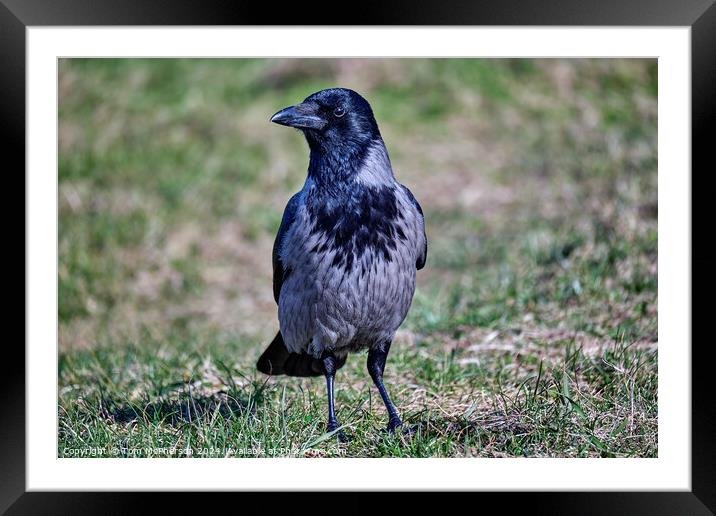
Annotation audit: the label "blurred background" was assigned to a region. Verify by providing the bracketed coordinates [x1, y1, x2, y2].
[58, 59, 658, 457]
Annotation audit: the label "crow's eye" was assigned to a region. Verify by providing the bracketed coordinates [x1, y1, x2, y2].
[333, 106, 346, 118]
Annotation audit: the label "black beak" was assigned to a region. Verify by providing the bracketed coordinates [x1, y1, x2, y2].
[270, 102, 327, 130]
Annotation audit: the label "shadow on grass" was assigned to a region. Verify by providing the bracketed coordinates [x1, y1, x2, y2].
[98, 388, 257, 426]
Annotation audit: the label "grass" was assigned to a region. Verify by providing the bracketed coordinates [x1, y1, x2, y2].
[58, 58, 657, 458]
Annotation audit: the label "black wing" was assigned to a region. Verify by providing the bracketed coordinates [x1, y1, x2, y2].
[272, 192, 302, 303]
[401, 185, 427, 270]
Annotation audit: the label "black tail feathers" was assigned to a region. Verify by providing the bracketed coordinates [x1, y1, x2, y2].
[257, 332, 345, 378]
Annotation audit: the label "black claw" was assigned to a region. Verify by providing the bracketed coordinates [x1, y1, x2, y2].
[386, 417, 403, 433]
[327, 422, 350, 443]
[401, 423, 418, 436]
[386, 419, 419, 437]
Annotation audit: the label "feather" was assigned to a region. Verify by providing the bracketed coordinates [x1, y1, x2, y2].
[272, 192, 302, 303]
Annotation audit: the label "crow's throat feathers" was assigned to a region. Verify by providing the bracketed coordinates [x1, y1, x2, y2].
[307, 137, 395, 187]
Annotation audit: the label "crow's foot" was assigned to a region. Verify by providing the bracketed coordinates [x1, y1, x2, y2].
[386, 417, 403, 433]
[401, 423, 419, 436]
[386, 418, 419, 437]
[327, 421, 350, 443]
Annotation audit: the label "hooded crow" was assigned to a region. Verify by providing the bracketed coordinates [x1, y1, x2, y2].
[257, 88, 427, 438]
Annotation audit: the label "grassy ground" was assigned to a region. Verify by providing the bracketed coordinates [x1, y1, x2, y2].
[58, 58, 658, 458]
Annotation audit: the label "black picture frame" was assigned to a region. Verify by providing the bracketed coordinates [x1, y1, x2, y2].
[5, 0, 712, 513]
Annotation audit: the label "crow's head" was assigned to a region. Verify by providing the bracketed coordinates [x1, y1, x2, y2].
[271, 88, 380, 153]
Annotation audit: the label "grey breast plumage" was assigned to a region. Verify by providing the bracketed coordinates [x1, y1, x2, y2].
[275, 141, 426, 358]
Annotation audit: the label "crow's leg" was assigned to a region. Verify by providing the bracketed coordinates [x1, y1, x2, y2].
[367, 341, 403, 432]
[321, 352, 347, 441]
